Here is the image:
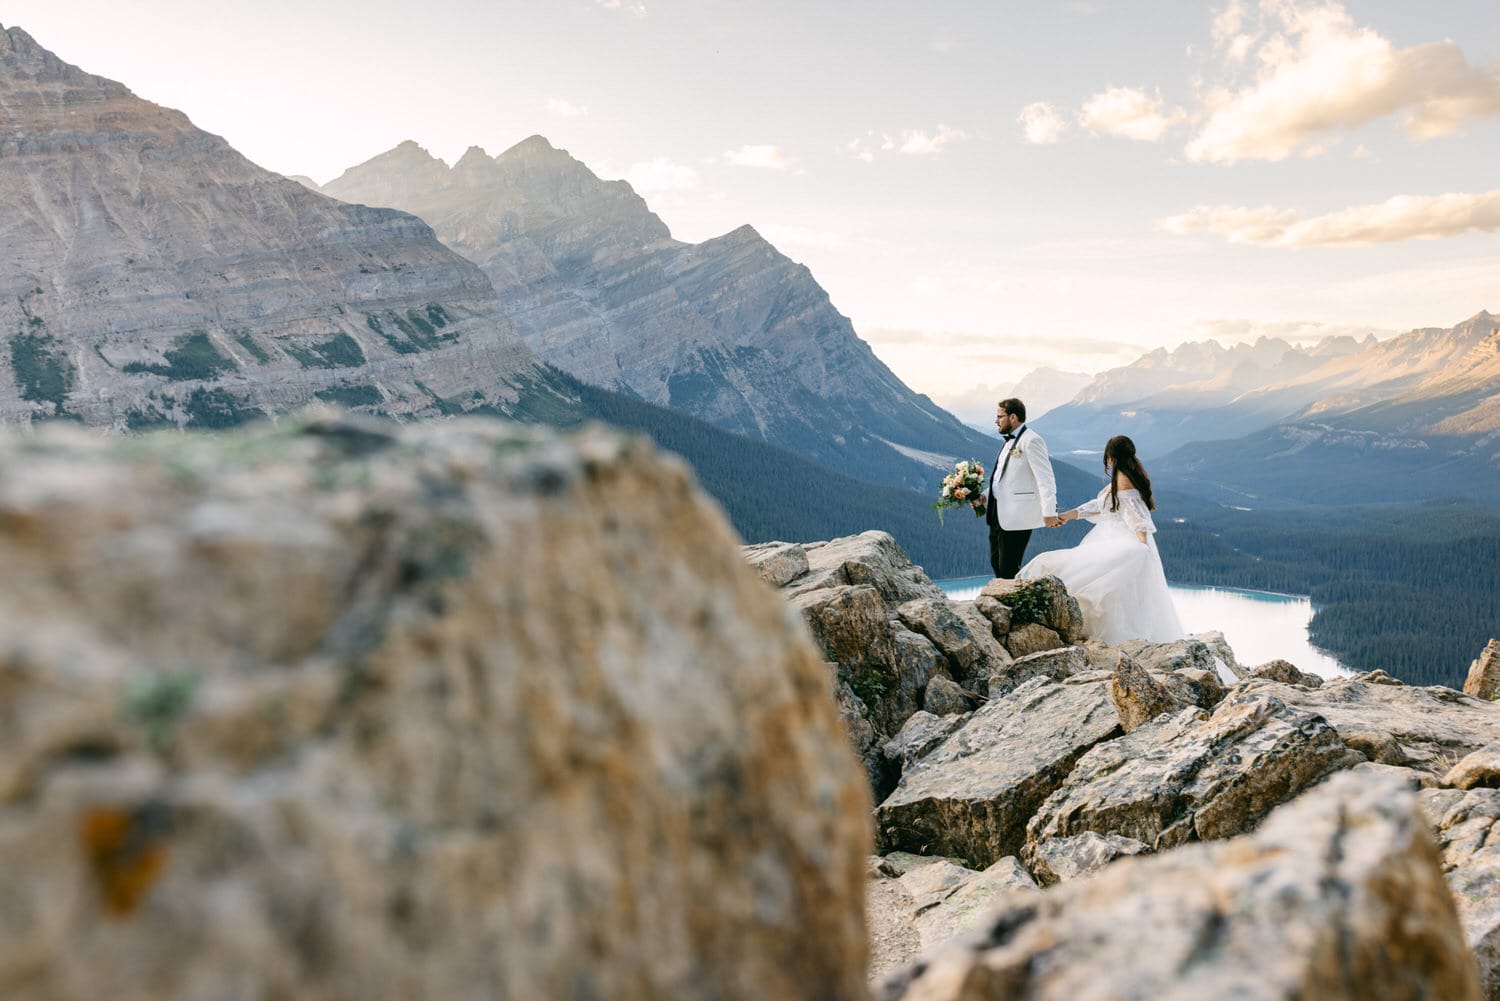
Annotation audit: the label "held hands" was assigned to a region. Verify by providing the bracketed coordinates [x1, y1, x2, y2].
[1044, 515, 1064, 528]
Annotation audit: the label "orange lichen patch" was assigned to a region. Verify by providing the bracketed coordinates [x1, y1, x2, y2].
[78, 805, 170, 917]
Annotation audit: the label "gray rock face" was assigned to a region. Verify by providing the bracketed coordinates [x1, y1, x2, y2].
[882, 770, 1481, 1001]
[760, 532, 1010, 793]
[1025, 689, 1364, 859]
[1421, 787, 1500, 999]
[1109, 653, 1184, 732]
[986, 645, 1089, 698]
[0, 415, 871, 1001]
[322, 138, 994, 490]
[875, 677, 1121, 867]
[1445, 745, 1500, 791]
[1467, 639, 1500, 701]
[743, 540, 810, 587]
[1251, 675, 1500, 777]
[1253, 658, 1325, 688]
[0, 25, 547, 429]
[1026, 831, 1149, 887]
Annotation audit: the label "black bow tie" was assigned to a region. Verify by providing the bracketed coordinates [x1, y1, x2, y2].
[1002, 433, 1016, 442]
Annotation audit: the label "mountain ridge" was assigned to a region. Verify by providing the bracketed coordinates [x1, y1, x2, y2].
[321, 136, 995, 490]
[0, 22, 553, 429]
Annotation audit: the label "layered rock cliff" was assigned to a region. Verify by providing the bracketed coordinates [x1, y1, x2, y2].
[0, 24, 550, 429]
[322, 138, 995, 490]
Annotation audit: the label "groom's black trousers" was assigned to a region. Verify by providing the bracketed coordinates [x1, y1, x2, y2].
[989, 526, 1033, 580]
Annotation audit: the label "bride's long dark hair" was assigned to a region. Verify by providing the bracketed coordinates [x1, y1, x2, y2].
[1104, 435, 1156, 511]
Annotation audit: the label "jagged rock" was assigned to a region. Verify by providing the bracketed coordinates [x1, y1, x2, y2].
[980, 576, 1083, 643]
[793, 532, 945, 605]
[1163, 666, 1227, 710]
[903, 857, 1037, 951]
[743, 541, 809, 587]
[1252, 658, 1324, 688]
[1116, 635, 1219, 674]
[882, 711, 969, 773]
[0, 25, 547, 428]
[1004, 622, 1063, 657]
[875, 851, 972, 878]
[897, 596, 986, 682]
[881, 770, 1481, 1001]
[1026, 831, 1150, 887]
[875, 677, 1121, 867]
[972, 594, 1013, 636]
[985, 645, 1088, 698]
[1024, 688, 1364, 862]
[837, 680, 886, 785]
[1466, 639, 1500, 701]
[1249, 675, 1500, 778]
[1195, 630, 1249, 680]
[923, 676, 976, 716]
[949, 600, 1013, 676]
[0, 416, 870, 1001]
[1109, 653, 1185, 732]
[1445, 745, 1500, 790]
[1421, 787, 1500, 999]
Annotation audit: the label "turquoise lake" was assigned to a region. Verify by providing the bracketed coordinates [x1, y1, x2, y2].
[935, 576, 1350, 679]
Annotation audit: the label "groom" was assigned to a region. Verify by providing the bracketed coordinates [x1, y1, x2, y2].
[982, 398, 1060, 579]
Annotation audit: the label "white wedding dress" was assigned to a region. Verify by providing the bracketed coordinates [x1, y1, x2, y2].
[1019, 486, 1185, 645]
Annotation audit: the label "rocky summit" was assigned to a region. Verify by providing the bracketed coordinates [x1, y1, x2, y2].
[0, 414, 871, 1001]
[0, 24, 549, 430]
[322, 138, 994, 490]
[750, 530, 1500, 999]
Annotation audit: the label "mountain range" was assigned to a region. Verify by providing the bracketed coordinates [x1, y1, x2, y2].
[320, 138, 995, 490]
[1034, 313, 1499, 505]
[0, 23, 556, 430]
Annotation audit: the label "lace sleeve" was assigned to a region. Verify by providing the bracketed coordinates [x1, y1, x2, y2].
[1121, 494, 1157, 535]
[1075, 495, 1105, 522]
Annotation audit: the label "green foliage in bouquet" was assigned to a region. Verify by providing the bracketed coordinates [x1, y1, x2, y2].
[932, 459, 987, 526]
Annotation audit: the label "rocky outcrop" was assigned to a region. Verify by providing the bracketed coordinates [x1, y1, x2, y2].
[1467, 640, 1500, 701]
[1024, 688, 1364, 860]
[0, 414, 871, 1001]
[1252, 658, 1325, 688]
[1108, 653, 1183, 732]
[322, 138, 995, 490]
[881, 770, 1482, 1001]
[1446, 745, 1500, 791]
[1422, 787, 1500, 999]
[0, 25, 549, 429]
[1026, 831, 1149, 887]
[1249, 673, 1500, 777]
[875, 677, 1121, 866]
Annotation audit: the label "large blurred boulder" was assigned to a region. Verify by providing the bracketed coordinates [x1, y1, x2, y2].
[1025, 688, 1363, 862]
[0, 413, 872, 1001]
[875, 676, 1121, 867]
[881, 770, 1481, 1001]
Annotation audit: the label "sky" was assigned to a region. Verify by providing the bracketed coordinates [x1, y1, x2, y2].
[6, 0, 1499, 422]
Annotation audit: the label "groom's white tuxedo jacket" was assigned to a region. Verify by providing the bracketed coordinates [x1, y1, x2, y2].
[986, 425, 1059, 531]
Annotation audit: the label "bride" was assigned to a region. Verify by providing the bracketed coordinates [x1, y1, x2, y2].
[1019, 435, 1184, 645]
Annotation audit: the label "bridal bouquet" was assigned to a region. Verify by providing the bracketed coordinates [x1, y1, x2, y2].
[933, 459, 986, 524]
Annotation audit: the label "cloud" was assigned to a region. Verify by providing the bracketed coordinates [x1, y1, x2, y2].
[545, 98, 587, 118]
[724, 144, 793, 169]
[1018, 101, 1068, 144]
[898, 124, 968, 155]
[595, 0, 647, 15]
[1159, 189, 1500, 246]
[1079, 87, 1186, 141]
[1186, 0, 1500, 164]
[620, 157, 699, 193]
